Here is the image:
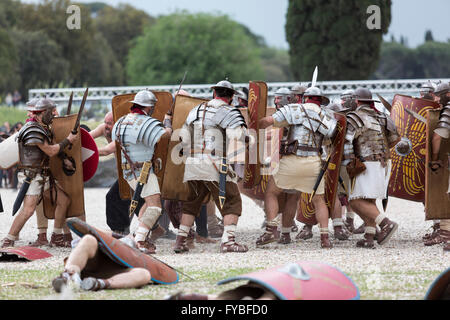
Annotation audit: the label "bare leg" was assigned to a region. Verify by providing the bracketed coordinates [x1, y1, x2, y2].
[65, 235, 98, 274]
[281, 193, 300, 228]
[8, 195, 39, 237]
[52, 186, 71, 229]
[264, 177, 283, 222]
[312, 194, 332, 248]
[107, 268, 151, 289]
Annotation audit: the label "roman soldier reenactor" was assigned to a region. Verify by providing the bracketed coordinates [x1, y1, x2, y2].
[173, 80, 248, 253]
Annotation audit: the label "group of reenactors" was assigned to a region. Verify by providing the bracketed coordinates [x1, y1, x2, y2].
[0, 75, 449, 293]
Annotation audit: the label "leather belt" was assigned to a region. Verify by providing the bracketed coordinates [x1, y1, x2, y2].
[121, 162, 144, 170]
[296, 145, 320, 152]
[191, 149, 223, 156]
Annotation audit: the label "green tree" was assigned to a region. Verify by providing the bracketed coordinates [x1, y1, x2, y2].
[126, 12, 264, 85]
[286, 0, 391, 81]
[260, 47, 295, 82]
[424, 30, 434, 42]
[372, 41, 422, 79]
[416, 41, 450, 78]
[0, 29, 19, 94]
[95, 3, 155, 70]
[9, 29, 70, 97]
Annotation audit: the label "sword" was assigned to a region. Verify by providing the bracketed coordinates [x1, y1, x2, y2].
[311, 66, 318, 88]
[376, 94, 392, 113]
[338, 176, 348, 195]
[218, 157, 228, 209]
[66, 91, 73, 115]
[167, 71, 188, 117]
[0, 192, 3, 213]
[129, 161, 152, 219]
[309, 152, 333, 202]
[404, 108, 427, 124]
[12, 176, 32, 216]
[72, 88, 89, 135]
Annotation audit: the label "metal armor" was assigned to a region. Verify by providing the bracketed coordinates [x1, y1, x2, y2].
[435, 104, 450, 139]
[113, 113, 165, 180]
[272, 103, 337, 156]
[17, 121, 52, 168]
[344, 105, 399, 162]
[185, 99, 246, 157]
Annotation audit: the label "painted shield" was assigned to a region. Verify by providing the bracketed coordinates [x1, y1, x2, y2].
[388, 95, 440, 202]
[161, 95, 208, 201]
[296, 112, 347, 225]
[0, 246, 52, 261]
[66, 217, 178, 285]
[218, 261, 359, 300]
[80, 127, 99, 182]
[424, 268, 450, 300]
[243, 81, 268, 189]
[44, 114, 84, 219]
[112, 92, 173, 200]
[425, 109, 450, 220]
[0, 132, 19, 170]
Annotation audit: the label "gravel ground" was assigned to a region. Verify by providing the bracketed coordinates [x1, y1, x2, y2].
[0, 187, 448, 300]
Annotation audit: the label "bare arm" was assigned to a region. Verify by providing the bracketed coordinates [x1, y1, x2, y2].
[98, 141, 116, 156]
[259, 116, 274, 129]
[37, 132, 77, 157]
[160, 127, 173, 140]
[89, 123, 106, 140]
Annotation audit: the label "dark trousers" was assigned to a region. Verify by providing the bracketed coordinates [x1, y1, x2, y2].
[195, 205, 208, 237]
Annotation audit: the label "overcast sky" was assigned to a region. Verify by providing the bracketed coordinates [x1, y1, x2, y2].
[23, 0, 450, 48]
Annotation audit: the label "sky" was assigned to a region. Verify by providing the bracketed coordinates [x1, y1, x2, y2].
[23, 0, 450, 49]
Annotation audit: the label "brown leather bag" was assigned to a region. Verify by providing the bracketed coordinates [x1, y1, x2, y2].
[280, 140, 298, 156]
[346, 157, 366, 179]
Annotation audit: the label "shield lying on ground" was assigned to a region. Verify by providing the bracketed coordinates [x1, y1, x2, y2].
[218, 261, 359, 300]
[424, 267, 450, 300]
[0, 132, 19, 170]
[388, 95, 440, 202]
[425, 109, 450, 220]
[112, 92, 173, 200]
[0, 246, 52, 262]
[161, 95, 208, 201]
[66, 217, 179, 285]
[44, 114, 84, 219]
[296, 112, 347, 225]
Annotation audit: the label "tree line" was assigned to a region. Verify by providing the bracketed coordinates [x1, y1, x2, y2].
[0, 0, 448, 102]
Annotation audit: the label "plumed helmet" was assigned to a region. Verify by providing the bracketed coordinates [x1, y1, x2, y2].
[34, 98, 57, 111]
[303, 86, 330, 105]
[290, 84, 307, 95]
[434, 82, 450, 96]
[274, 87, 291, 97]
[354, 87, 380, 103]
[340, 89, 355, 101]
[26, 98, 40, 111]
[130, 90, 158, 107]
[211, 80, 236, 93]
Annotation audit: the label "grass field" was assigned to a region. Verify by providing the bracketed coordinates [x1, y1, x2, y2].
[0, 106, 27, 126]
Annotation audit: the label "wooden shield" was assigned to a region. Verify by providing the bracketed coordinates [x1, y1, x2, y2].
[243, 81, 268, 189]
[425, 109, 450, 220]
[44, 114, 84, 219]
[161, 95, 208, 201]
[112, 92, 172, 200]
[296, 112, 347, 225]
[388, 95, 440, 202]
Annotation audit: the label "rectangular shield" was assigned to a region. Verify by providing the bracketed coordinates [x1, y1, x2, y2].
[425, 109, 450, 220]
[112, 92, 172, 200]
[161, 95, 208, 201]
[388, 94, 440, 202]
[44, 114, 84, 219]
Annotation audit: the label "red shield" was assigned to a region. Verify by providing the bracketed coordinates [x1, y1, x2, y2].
[0, 246, 52, 261]
[388, 95, 440, 202]
[80, 128, 99, 182]
[218, 261, 359, 300]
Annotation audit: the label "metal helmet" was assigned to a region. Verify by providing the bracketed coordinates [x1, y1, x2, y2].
[434, 82, 450, 96]
[303, 86, 330, 105]
[354, 87, 380, 103]
[340, 89, 355, 101]
[290, 84, 307, 95]
[130, 90, 158, 107]
[236, 90, 248, 101]
[420, 81, 435, 94]
[211, 80, 236, 93]
[34, 98, 57, 112]
[26, 98, 40, 111]
[274, 87, 291, 97]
